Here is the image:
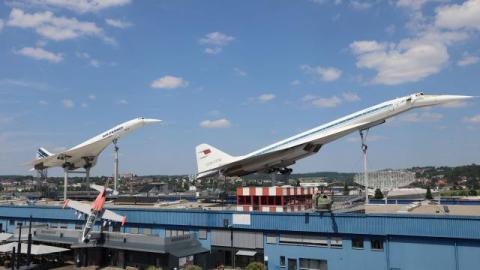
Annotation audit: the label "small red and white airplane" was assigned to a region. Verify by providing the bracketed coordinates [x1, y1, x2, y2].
[63, 182, 125, 243]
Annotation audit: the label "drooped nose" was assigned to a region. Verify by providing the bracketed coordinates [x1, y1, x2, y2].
[142, 118, 162, 125]
[414, 94, 475, 107]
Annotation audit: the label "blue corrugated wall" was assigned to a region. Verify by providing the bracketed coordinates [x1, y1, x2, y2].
[1, 205, 480, 270]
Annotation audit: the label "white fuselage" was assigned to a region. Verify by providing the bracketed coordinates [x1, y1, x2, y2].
[35, 117, 160, 170]
[200, 93, 473, 177]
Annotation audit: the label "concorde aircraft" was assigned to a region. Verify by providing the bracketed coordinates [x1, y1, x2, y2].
[195, 93, 474, 179]
[31, 117, 161, 171]
[63, 182, 125, 243]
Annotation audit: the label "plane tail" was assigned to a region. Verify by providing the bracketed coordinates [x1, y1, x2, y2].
[37, 147, 52, 159]
[195, 143, 235, 175]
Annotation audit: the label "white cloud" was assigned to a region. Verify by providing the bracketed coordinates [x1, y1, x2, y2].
[205, 47, 222, 55]
[105, 18, 133, 29]
[76, 52, 101, 67]
[88, 94, 96, 100]
[399, 112, 443, 122]
[21, 0, 132, 13]
[0, 115, 14, 124]
[457, 52, 479, 66]
[0, 19, 4, 32]
[151, 75, 189, 89]
[0, 78, 48, 90]
[386, 24, 396, 35]
[301, 65, 342, 81]
[199, 32, 235, 46]
[290, 80, 301, 86]
[464, 114, 480, 124]
[349, 31, 468, 85]
[62, 99, 74, 108]
[350, 0, 372, 10]
[199, 32, 234, 55]
[258, 94, 276, 103]
[15, 47, 63, 63]
[350, 0, 479, 86]
[234, 67, 247, 76]
[309, 96, 342, 108]
[7, 8, 112, 43]
[115, 99, 128, 105]
[302, 95, 317, 102]
[396, 0, 429, 10]
[81, 102, 88, 108]
[38, 100, 48, 105]
[200, 118, 231, 128]
[342, 92, 360, 102]
[435, 0, 480, 30]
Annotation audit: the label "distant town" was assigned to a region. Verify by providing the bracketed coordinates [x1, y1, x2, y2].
[1, 164, 479, 200]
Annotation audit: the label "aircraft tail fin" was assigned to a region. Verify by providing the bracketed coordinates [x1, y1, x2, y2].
[195, 143, 235, 174]
[37, 147, 52, 159]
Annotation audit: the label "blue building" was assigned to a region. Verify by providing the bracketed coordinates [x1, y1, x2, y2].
[1, 205, 480, 269]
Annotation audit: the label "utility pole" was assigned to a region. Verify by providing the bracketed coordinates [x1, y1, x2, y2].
[16, 223, 22, 270]
[27, 215, 32, 266]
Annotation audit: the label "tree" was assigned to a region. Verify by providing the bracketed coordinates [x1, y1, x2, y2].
[468, 189, 478, 196]
[374, 188, 384, 199]
[343, 182, 350, 195]
[246, 262, 266, 270]
[425, 187, 433, 200]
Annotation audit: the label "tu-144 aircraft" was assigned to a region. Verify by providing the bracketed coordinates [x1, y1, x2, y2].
[196, 93, 474, 179]
[63, 182, 125, 243]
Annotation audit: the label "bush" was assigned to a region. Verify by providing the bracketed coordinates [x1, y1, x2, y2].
[246, 262, 265, 270]
[185, 265, 202, 270]
[374, 188, 384, 199]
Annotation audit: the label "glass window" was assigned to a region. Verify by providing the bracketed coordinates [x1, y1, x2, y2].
[143, 228, 152, 235]
[352, 237, 364, 249]
[130, 227, 138, 234]
[9, 220, 14, 226]
[371, 239, 384, 251]
[266, 234, 277, 244]
[330, 237, 342, 248]
[303, 235, 328, 247]
[299, 258, 328, 270]
[198, 229, 207, 240]
[280, 256, 286, 267]
[75, 223, 82, 230]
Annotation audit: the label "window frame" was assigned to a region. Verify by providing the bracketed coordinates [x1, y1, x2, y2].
[371, 238, 384, 251]
[351, 237, 364, 249]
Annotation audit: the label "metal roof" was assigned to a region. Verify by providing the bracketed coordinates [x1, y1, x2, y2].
[1, 205, 480, 240]
[0, 242, 69, 255]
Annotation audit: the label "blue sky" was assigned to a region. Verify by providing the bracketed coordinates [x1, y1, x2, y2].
[0, 0, 479, 176]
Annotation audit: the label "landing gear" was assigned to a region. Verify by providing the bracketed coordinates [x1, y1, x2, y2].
[279, 168, 293, 175]
[359, 129, 369, 204]
[268, 167, 293, 186]
[82, 157, 93, 195]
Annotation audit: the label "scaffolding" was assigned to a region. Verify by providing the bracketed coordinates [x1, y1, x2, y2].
[354, 170, 415, 191]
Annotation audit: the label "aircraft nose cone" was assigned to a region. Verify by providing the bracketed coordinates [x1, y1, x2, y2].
[142, 118, 162, 125]
[414, 94, 476, 107]
[436, 95, 475, 103]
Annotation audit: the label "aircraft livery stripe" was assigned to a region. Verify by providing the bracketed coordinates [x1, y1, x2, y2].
[38, 149, 49, 158]
[254, 103, 393, 156]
